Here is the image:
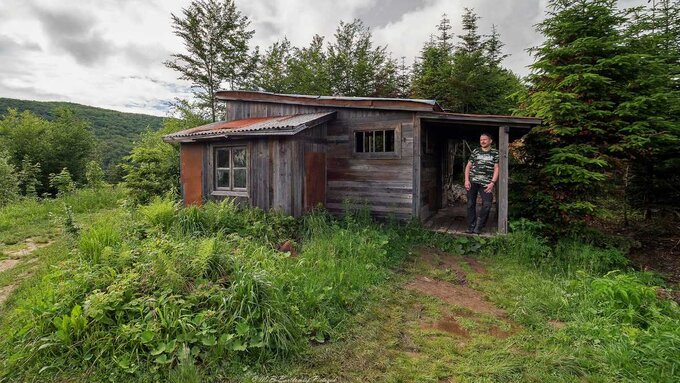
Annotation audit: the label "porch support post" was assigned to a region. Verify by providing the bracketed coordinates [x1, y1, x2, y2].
[498, 125, 509, 234]
[413, 116, 422, 219]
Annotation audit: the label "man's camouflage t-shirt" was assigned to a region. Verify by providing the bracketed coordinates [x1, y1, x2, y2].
[468, 148, 498, 185]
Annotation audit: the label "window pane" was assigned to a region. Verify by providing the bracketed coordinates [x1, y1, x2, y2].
[385, 130, 395, 152]
[233, 169, 247, 188]
[375, 131, 384, 152]
[355, 132, 364, 153]
[233, 148, 247, 167]
[216, 148, 229, 168]
[366, 131, 373, 152]
[216, 169, 230, 188]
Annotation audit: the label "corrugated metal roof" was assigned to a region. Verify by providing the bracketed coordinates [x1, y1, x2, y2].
[163, 112, 336, 142]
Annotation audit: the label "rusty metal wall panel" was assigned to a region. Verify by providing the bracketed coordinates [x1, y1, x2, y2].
[304, 152, 326, 212]
[180, 143, 204, 206]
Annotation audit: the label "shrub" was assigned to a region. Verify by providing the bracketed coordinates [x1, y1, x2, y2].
[78, 221, 121, 263]
[49, 167, 76, 196]
[85, 160, 105, 189]
[18, 157, 41, 199]
[590, 271, 676, 327]
[139, 196, 178, 231]
[0, 152, 19, 206]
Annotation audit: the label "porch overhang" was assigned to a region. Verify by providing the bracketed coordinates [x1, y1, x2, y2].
[418, 111, 542, 129]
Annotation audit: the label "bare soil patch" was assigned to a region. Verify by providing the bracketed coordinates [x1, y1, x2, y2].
[426, 316, 469, 338]
[408, 246, 526, 341]
[0, 259, 20, 273]
[548, 320, 566, 330]
[405, 276, 506, 317]
[0, 238, 53, 305]
[462, 256, 486, 274]
[0, 285, 18, 305]
[5, 239, 52, 258]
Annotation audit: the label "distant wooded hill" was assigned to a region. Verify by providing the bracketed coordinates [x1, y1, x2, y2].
[0, 98, 164, 173]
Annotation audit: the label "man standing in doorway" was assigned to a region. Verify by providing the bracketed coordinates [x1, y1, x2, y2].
[464, 133, 499, 234]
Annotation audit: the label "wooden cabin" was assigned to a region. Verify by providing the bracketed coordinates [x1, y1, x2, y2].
[163, 91, 541, 234]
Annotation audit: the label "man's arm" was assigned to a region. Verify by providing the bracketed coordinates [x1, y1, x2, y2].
[484, 163, 499, 193]
[464, 161, 472, 191]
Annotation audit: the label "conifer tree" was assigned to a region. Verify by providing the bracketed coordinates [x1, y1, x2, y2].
[412, 11, 522, 114]
[327, 19, 399, 97]
[615, 0, 680, 217]
[521, 0, 634, 222]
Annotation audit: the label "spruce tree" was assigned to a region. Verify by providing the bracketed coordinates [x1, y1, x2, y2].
[412, 16, 455, 106]
[411, 11, 522, 114]
[521, 0, 633, 223]
[615, 0, 680, 218]
[327, 19, 398, 97]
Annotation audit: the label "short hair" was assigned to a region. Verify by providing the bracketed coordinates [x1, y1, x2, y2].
[480, 132, 493, 140]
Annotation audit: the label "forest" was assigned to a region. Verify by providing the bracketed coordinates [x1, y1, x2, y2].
[0, 0, 678, 382]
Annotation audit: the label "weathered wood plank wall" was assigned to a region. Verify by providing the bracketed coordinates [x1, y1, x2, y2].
[199, 123, 327, 217]
[224, 101, 416, 220]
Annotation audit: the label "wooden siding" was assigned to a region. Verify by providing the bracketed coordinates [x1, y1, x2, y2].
[199, 123, 327, 217]
[223, 101, 416, 220]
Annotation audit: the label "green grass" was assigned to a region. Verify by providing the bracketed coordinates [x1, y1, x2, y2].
[283, 229, 679, 382]
[0, 191, 678, 382]
[0, 186, 125, 245]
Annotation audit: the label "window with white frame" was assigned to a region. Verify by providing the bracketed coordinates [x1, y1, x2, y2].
[214, 146, 247, 191]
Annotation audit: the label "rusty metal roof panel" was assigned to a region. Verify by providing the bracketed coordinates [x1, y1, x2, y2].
[163, 112, 336, 142]
[215, 90, 443, 112]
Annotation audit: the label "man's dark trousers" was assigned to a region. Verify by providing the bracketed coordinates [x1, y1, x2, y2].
[466, 182, 493, 231]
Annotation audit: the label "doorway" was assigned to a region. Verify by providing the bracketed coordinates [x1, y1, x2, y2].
[420, 122, 498, 235]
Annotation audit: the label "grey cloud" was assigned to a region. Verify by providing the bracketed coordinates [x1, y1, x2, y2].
[0, 80, 66, 101]
[32, 5, 114, 66]
[357, 0, 433, 28]
[0, 34, 41, 54]
[123, 43, 171, 68]
[124, 98, 173, 115]
[0, 35, 42, 78]
[256, 21, 282, 39]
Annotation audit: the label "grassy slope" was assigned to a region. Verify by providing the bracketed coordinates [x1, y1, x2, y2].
[0, 98, 164, 171]
[0, 188, 126, 301]
[0, 191, 678, 382]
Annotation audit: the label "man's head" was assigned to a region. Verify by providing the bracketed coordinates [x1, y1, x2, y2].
[479, 133, 493, 150]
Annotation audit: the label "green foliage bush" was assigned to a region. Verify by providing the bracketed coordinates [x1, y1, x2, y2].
[0, 108, 95, 196]
[0, 151, 19, 206]
[123, 109, 207, 204]
[0, 198, 400, 381]
[48, 168, 76, 197]
[85, 160, 104, 189]
[484, 228, 680, 381]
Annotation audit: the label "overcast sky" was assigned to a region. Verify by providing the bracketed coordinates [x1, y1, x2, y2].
[0, 0, 645, 116]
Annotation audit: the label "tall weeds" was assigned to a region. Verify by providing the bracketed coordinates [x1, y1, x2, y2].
[0, 197, 396, 381]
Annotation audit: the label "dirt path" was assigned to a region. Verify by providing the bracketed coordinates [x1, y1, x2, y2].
[0, 238, 52, 305]
[405, 247, 519, 342]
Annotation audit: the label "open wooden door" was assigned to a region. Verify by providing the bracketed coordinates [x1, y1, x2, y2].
[304, 151, 326, 211]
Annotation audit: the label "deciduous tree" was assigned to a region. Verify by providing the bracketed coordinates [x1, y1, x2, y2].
[165, 0, 257, 122]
